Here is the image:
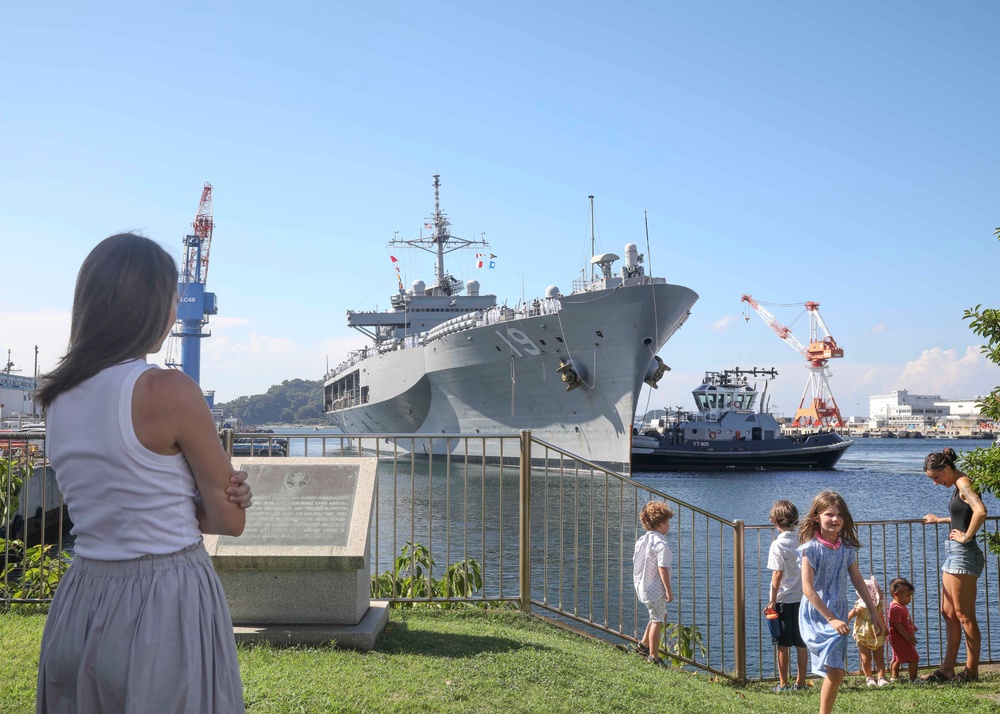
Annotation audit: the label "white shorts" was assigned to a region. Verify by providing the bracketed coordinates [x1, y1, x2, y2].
[643, 597, 667, 623]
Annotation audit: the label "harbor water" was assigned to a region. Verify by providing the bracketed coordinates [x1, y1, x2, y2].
[280, 430, 990, 525]
[631, 437, 986, 524]
[273, 429, 1000, 677]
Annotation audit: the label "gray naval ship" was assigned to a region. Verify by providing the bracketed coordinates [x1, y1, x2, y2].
[323, 176, 699, 472]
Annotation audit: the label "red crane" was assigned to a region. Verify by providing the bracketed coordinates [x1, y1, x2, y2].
[165, 183, 217, 374]
[740, 295, 845, 427]
[184, 182, 215, 283]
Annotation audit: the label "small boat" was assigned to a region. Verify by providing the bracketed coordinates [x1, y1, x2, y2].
[631, 368, 853, 472]
[231, 437, 288, 457]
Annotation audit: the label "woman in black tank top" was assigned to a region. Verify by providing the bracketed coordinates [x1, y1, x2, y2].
[921, 447, 987, 683]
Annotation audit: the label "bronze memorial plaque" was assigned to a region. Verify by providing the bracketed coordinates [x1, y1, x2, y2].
[222, 463, 359, 547]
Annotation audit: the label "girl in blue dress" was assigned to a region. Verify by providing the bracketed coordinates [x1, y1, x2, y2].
[797, 491, 884, 714]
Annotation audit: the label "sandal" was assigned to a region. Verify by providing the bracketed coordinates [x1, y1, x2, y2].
[921, 669, 954, 683]
[953, 670, 979, 683]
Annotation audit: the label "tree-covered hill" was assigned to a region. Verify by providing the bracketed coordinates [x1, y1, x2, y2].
[214, 379, 328, 426]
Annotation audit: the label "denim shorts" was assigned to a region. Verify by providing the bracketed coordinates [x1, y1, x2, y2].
[942, 538, 985, 577]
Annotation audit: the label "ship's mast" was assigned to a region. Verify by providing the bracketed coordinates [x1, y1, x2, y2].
[389, 175, 489, 295]
[589, 195, 595, 281]
[432, 174, 446, 286]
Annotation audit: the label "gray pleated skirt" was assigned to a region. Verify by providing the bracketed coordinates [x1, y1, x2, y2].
[36, 541, 245, 714]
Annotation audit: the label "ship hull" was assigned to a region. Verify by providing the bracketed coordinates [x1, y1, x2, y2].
[327, 282, 698, 471]
[631, 432, 852, 472]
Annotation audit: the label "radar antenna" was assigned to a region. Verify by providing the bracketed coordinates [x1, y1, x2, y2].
[388, 175, 489, 296]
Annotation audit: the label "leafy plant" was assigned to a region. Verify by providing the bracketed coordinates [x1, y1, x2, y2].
[0, 540, 71, 601]
[0, 458, 32, 527]
[371, 540, 484, 607]
[1, 456, 68, 603]
[962, 300, 1000, 555]
[662, 622, 707, 667]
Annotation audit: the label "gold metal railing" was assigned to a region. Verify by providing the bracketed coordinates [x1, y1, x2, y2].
[11, 429, 1000, 683]
[744, 517, 1000, 682]
[1, 430, 70, 605]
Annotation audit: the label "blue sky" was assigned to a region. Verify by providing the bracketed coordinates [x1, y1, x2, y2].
[2, 1, 999, 419]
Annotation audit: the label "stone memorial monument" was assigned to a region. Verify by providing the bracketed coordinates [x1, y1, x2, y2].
[203, 456, 388, 650]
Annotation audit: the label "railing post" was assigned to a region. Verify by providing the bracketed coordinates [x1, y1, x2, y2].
[222, 428, 234, 456]
[519, 430, 532, 614]
[733, 519, 747, 682]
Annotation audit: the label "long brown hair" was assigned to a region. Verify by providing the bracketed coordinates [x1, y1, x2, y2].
[798, 490, 862, 548]
[37, 233, 178, 408]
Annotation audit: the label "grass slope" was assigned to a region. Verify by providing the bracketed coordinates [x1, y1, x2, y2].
[2, 608, 999, 713]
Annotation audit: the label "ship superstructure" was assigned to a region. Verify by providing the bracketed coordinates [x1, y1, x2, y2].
[323, 176, 699, 471]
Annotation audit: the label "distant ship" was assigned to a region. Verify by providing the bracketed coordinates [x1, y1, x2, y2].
[323, 176, 699, 472]
[631, 368, 853, 471]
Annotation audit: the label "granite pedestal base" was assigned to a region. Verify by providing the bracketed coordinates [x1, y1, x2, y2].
[233, 600, 390, 651]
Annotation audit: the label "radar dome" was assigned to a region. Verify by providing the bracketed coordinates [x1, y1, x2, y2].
[625, 243, 639, 267]
[466, 279, 480, 296]
[412, 280, 426, 295]
[545, 286, 560, 298]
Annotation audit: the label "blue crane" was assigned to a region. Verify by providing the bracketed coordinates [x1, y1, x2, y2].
[168, 182, 218, 390]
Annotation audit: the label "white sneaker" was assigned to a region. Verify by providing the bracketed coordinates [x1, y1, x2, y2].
[866, 677, 877, 687]
[877, 678, 890, 686]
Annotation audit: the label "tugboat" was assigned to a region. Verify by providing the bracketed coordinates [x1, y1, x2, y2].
[631, 368, 852, 472]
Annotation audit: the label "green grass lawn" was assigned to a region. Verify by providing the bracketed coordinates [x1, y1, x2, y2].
[3, 607, 999, 713]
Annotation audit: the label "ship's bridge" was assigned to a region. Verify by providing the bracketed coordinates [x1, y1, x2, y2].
[347, 293, 497, 341]
[692, 381, 758, 413]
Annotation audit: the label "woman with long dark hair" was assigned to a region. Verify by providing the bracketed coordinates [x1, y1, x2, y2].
[36, 233, 252, 712]
[921, 447, 986, 683]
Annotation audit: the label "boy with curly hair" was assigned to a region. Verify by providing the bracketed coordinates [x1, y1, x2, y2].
[633, 500, 674, 664]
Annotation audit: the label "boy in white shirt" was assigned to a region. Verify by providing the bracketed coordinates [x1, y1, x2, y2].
[765, 499, 808, 691]
[632, 500, 674, 664]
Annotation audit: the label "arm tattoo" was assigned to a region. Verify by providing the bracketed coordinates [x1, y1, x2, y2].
[960, 483, 983, 509]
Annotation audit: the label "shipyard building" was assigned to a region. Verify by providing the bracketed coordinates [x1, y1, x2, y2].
[0, 372, 38, 421]
[868, 389, 989, 434]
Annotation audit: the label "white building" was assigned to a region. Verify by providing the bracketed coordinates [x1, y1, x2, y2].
[0, 372, 38, 419]
[868, 389, 984, 430]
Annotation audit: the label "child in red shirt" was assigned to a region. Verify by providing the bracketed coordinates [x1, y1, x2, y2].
[888, 577, 919, 682]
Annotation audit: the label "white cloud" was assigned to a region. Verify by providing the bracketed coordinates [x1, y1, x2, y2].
[207, 316, 252, 329]
[853, 367, 880, 389]
[712, 315, 738, 331]
[871, 323, 888, 335]
[891, 346, 997, 398]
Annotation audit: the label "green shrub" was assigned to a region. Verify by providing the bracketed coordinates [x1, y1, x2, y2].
[2, 456, 71, 602]
[0, 457, 31, 526]
[371, 540, 484, 607]
[962, 299, 1000, 555]
[0, 539, 71, 601]
[663, 622, 707, 667]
